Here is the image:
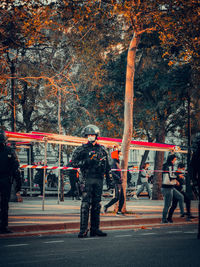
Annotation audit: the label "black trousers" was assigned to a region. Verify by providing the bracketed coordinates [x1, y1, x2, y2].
[80, 179, 103, 233]
[168, 190, 191, 219]
[0, 179, 11, 229]
[105, 184, 124, 212]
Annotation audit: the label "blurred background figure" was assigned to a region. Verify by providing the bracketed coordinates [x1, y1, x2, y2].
[47, 170, 57, 188]
[34, 162, 44, 197]
[66, 166, 81, 200]
[0, 130, 22, 234]
[134, 162, 152, 200]
[189, 134, 200, 239]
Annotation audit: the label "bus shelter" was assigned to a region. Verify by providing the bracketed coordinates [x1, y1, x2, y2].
[5, 131, 187, 210]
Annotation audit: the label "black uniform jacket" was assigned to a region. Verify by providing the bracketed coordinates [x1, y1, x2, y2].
[70, 142, 111, 182]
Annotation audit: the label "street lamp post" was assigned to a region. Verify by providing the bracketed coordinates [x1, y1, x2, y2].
[10, 61, 16, 132]
[7, 49, 17, 133]
[186, 92, 193, 199]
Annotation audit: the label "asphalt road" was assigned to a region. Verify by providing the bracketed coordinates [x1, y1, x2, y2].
[0, 224, 199, 267]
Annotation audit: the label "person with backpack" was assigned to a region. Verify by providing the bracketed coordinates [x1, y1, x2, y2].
[161, 154, 184, 223]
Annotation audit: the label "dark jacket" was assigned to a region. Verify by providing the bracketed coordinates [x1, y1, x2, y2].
[0, 144, 21, 192]
[190, 143, 200, 186]
[70, 142, 111, 182]
[175, 171, 184, 192]
[34, 169, 44, 185]
[111, 158, 122, 185]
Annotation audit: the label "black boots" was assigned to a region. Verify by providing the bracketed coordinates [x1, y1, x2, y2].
[0, 227, 13, 234]
[78, 229, 107, 238]
[90, 229, 107, 237]
[78, 202, 107, 238]
[78, 230, 88, 238]
[79, 203, 90, 238]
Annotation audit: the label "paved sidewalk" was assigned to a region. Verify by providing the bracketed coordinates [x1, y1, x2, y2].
[2, 197, 199, 238]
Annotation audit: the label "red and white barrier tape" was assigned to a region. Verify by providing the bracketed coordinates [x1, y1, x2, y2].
[19, 164, 140, 171]
[20, 165, 78, 170]
[20, 165, 186, 173]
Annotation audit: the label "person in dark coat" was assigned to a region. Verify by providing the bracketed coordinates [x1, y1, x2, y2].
[66, 166, 81, 200]
[104, 150, 124, 215]
[0, 130, 21, 234]
[189, 134, 200, 239]
[69, 124, 111, 238]
[47, 170, 57, 188]
[34, 163, 44, 196]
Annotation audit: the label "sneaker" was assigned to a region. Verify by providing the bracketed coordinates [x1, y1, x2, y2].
[167, 218, 173, 223]
[116, 211, 125, 216]
[188, 215, 197, 219]
[186, 217, 191, 222]
[180, 213, 185, 218]
[104, 206, 108, 213]
[133, 195, 138, 200]
[90, 229, 107, 237]
[161, 219, 168, 224]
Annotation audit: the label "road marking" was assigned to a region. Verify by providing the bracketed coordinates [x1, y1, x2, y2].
[140, 233, 156, 236]
[167, 231, 182, 234]
[184, 231, 197, 234]
[115, 234, 132, 238]
[80, 238, 97, 240]
[43, 240, 64, 244]
[5, 244, 29, 247]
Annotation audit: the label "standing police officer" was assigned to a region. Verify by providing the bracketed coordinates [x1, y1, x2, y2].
[70, 125, 111, 238]
[0, 130, 21, 234]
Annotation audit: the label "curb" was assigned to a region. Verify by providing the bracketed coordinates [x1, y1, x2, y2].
[9, 216, 197, 232]
[0, 217, 197, 238]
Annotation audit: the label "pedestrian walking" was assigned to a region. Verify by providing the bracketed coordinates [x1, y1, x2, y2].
[104, 149, 124, 215]
[167, 163, 196, 222]
[161, 154, 184, 223]
[69, 124, 111, 238]
[0, 130, 22, 234]
[127, 166, 132, 187]
[134, 162, 152, 199]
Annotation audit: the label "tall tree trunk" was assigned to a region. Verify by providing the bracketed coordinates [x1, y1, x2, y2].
[152, 128, 165, 200]
[121, 33, 140, 212]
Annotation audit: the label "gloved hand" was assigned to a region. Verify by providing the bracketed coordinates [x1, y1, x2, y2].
[79, 178, 87, 192]
[88, 151, 99, 166]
